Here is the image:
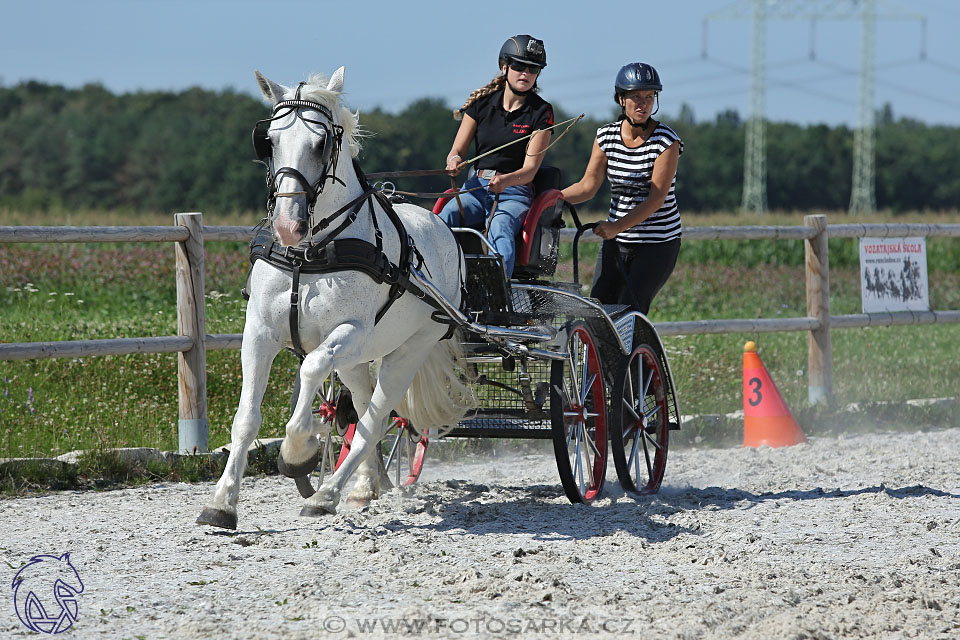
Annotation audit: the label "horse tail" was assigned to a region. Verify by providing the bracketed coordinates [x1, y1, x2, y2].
[395, 337, 475, 437]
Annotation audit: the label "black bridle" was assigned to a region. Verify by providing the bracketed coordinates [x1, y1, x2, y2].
[252, 83, 346, 223]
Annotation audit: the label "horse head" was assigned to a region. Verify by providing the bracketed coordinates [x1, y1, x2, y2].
[253, 68, 362, 247]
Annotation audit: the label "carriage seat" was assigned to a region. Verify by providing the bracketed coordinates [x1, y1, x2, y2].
[432, 166, 566, 280]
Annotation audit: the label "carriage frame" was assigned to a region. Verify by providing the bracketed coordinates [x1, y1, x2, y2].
[294, 166, 682, 503]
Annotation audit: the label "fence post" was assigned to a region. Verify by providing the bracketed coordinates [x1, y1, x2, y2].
[804, 214, 832, 404]
[175, 212, 208, 452]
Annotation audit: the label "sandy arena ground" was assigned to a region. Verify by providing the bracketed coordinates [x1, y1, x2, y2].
[2, 428, 958, 639]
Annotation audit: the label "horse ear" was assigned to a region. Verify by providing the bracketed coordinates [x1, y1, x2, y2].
[60, 552, 71, 562]
[255, 70, 286, 104]
[327, 67, 345, 93]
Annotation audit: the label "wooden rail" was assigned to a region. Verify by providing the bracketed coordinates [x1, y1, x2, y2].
[2, 216, 959, 449]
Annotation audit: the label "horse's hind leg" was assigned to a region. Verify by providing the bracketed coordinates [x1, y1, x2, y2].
[198, 335, 280, 530]
[336, 364, 385, 507]
[302, 330, 440, 516]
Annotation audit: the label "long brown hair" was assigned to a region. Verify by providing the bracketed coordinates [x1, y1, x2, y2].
[453, 73, 506, 121]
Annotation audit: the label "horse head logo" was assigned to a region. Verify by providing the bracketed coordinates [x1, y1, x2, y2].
[11, 552, 84, 634]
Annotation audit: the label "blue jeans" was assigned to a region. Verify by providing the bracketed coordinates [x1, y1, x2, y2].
[438, 174, 533, 277]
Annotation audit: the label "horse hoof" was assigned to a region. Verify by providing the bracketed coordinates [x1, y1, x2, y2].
[300, 503, 336, 518]
[196, 507, 238, 530]
[277, 443, 320, 479]
[345, 480, 377, 507]
[345, 494, 373, 509]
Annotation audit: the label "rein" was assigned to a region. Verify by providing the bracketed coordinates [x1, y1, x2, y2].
[363, 114, 584, 201]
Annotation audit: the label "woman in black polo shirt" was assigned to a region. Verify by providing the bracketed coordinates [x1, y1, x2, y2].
[439, 35, 554, 277]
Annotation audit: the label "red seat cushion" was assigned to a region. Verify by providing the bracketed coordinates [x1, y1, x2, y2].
[432, 188, 563, 268]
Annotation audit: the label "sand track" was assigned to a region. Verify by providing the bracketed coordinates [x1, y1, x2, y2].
[2, 429, 958, 639]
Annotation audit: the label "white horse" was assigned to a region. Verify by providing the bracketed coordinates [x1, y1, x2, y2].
[197, 68, 471, 529]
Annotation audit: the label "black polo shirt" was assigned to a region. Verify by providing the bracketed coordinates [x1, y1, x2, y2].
[464, 89, 554, 173]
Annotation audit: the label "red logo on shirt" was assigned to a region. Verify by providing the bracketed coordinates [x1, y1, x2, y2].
[513, 123, 531, 134]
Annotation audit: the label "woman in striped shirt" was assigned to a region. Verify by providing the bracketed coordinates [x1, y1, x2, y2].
[561, 62, 682, 314]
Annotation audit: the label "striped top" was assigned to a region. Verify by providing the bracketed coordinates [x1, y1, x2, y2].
[597, 120, 683, 243]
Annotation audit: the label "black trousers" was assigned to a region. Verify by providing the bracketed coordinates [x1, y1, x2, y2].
[590, 238, 681, 314]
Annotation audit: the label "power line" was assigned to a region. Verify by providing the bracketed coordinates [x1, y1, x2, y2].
[704, 0, 926, 215]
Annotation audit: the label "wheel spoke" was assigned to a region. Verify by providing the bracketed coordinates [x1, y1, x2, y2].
[643, 404, 659, 421]
[567, 349, 583, 404]
[322, 432, 335, 475]
[581, 435, 596, 490]
[403, 430, 413, 479]
[623, 399, 641, 424]
[625, 363, 636, 408]
[584, 426, 602, 459]
[384, 429, 401, 471]
[641, 426, 653, 479]
[630, 430, 643, 481]
[642, 429, 664, 450]
[565, 417, 578, 448]
[578, 343, 591, 402]
[641, 366, 653, 399]
[580, 372, 598, 404]
[574, 425, 585, 493]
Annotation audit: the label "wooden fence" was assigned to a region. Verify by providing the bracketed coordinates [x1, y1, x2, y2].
[2, 213, 959, 451]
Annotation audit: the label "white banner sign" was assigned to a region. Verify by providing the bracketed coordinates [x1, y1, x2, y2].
[859, 237, 929, 313]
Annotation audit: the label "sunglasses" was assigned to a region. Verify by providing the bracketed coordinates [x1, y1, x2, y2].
[508, 61, 541, 74]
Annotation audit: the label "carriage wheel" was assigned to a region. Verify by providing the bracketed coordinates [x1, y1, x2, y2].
[550, 321, 608, 503]
[332, 416, 426, 491]
[291, 373, 353, 499]
[378, 417, 428, 489]
[611, 344, 669, 495]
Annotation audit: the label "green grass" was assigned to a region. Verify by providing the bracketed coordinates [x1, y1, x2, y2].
[0, 445, 279, 495]
[2, 209, 959, 459]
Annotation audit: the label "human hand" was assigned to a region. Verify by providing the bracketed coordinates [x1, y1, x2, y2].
[445, 154, 463, 175]
[487, 174, 507, 194]
[593, 221, 619, 240]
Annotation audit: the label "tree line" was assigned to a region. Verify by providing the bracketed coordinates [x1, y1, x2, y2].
[1, 81, 957, 215]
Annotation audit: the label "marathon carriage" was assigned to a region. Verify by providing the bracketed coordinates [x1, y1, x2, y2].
[295, 163, 682, 504]
[197, 69, 681, 531]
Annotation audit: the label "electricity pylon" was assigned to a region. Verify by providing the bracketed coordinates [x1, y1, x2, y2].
[704, 0, 924, 215]
[849, 0, 877, 213]
[742, 0, 767, 214]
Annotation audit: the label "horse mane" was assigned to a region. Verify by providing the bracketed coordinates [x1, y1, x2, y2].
[289, 73, 364, 158]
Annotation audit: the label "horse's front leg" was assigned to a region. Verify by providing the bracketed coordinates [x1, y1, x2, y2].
[301, 332, 436, 516]
[197, 334, 280, 529]
[277, 322, 366, 478]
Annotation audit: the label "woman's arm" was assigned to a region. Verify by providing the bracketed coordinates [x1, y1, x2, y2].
[488, 128, 552, 193]
[560, 139, 607, 204]
[445, 115, 477, 174]
[594, 142, 679, 240]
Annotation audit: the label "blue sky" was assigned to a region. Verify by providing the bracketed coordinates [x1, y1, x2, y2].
[3, 0, 959, 127]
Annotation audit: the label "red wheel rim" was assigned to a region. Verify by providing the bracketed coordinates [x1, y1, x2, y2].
[615, 345, 668, 495]
[552, 323, 607, 503]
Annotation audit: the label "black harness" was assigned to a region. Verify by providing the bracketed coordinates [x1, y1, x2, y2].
[248, 160, 458, 360]
[248, 92, 463, 359]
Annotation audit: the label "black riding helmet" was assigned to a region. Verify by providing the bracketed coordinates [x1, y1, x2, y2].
[615, 62, 662, 121]
[614, 62, 662, 100]
[498, 35, 547, 69]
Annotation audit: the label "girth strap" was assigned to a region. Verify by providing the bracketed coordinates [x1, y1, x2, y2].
[289, 262, 306, 360]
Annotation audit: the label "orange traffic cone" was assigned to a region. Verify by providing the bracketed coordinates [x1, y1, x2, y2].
[742, 341, 807, 447]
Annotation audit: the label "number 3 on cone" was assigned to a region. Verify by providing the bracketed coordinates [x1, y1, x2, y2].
[748, 377, 763, 406]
